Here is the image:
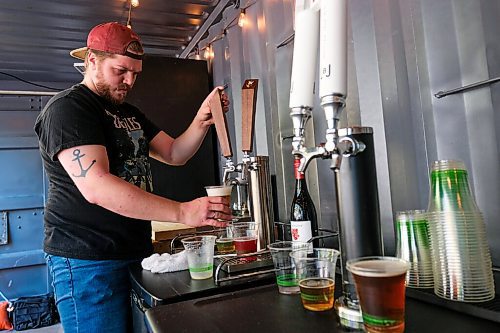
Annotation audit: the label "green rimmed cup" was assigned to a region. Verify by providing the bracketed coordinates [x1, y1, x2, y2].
[290, 248, 340, 311]
[267, 241, 309, 294]
[347, 256, 409, 333]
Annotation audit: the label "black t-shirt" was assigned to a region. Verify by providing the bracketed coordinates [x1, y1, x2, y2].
[34, 84, 160, 260]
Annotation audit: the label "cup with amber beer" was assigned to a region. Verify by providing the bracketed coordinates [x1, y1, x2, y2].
[346, 256, 409, 333]
[289, 248, 340, 311]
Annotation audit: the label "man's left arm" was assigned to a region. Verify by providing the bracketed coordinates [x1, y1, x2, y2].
[149, 86, 229, 165]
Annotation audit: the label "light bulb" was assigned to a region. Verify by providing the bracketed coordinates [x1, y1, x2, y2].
[131, 0, 139, 8]
[204, 45, 211, 59]
[127, 23, 132, 29]
[238, 9, 246, 27]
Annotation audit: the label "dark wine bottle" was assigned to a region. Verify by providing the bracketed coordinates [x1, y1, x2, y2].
[289, 157, 319, 247]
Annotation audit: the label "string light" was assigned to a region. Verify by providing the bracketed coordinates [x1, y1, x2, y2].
[188, 1, 259, 61]
[204, 44, 214, 59]
[238, 8, 247, 27]
[126, 0, 138, 29]
[194, 46, 201, 60]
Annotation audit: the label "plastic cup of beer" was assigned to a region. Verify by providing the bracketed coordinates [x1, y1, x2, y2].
[268, 241, 310, 294]
[289, 248, 340, 311]
[205, 185, 232, 200]
[215, 228, 235, 255]
[181, 235, 217, 280]
[346, 256, 410, 333]
[229, 222, 258, 261]
[215, 237, 235, 254]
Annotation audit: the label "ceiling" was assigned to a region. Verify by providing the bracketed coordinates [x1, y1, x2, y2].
[0, 0, 231, 86]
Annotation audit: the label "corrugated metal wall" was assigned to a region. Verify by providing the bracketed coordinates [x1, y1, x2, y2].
[0, 81, 55, 299]
[197, 0, 500, 267]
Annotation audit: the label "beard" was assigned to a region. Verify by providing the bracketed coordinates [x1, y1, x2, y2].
[94, 67, 130, 105]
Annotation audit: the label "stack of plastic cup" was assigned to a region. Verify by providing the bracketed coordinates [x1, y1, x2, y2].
[395, 210, 434, 288]
[426, 160, 495, 302]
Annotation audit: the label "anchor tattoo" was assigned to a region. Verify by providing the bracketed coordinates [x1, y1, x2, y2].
[71, 149, 96, 178]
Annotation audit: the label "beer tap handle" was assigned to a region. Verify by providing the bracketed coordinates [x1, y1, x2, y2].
[241, 79, 259, 155]
[209, 87, 233, 159]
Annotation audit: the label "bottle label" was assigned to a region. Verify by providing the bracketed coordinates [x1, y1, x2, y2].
[290, 220, 313, 242]
[294, 158, 305, 180]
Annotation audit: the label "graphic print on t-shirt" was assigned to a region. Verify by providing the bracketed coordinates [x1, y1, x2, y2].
[105, 109, 153, 192]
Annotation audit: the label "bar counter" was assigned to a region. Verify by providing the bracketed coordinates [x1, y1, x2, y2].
[129, 263, 500, 332]
[144, 283, 500, 333]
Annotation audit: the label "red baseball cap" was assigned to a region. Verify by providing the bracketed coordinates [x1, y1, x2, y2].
[70, 22, 144, 60]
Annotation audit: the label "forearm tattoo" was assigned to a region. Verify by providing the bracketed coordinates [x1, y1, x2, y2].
[71, 149, 96, 178]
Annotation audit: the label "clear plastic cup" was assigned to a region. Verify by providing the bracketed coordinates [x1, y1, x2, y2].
[395, 210, 433, 288]
[181, 235, 216, 280]
[205, 185, 232, 199]
[428, 160, 479, 212]
[426, 160, 495, 302]
[228, 222, 258, 254]
[213, 228, 235, 255]
[290, 248, 340, 311]
[228, 222, 258, 262]
[268, 241, 310, 294]
[347, 257, 409, 333]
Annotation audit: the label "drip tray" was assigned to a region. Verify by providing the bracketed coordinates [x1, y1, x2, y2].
[215, 251, 274, 274]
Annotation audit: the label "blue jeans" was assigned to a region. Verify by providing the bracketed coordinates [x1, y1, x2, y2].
[45, 254, 138, 333]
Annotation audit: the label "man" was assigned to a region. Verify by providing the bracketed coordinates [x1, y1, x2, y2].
[34, 22, 231, 332]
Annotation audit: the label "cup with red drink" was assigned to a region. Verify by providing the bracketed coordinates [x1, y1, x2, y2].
[229, 222, 258, 261]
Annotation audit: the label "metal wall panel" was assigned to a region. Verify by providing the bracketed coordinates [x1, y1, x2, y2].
[0, 208, 47, 299]
[0, 91, 49, 299]
[199, 0, 500, 267]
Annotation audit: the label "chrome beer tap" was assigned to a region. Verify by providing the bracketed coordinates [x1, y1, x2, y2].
[222, 157, 236, 185]
[289, 0, 382, 329]
[289, 0, 349, 172]
[222, 155, 251, 220]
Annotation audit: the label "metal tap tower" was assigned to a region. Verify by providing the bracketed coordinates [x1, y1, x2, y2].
[289, 0, 384, 328]
[216, 80, 276, 251]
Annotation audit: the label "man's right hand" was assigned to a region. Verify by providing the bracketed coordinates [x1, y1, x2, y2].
[179, 196, 232, 227]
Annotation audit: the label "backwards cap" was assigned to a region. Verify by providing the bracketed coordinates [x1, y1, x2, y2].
[70, 22, 143, 60]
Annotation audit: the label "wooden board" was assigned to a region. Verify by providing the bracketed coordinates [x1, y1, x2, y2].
[151, 221, 196, 241]
[209, 89, 232, 158]
[241, 79, 258, 153]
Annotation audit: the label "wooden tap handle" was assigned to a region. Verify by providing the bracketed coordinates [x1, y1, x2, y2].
[241, 79, 259, 153]
[209, 88, 232, 158]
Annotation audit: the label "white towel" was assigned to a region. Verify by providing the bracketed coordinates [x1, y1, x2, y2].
[141, 251, 188, 273]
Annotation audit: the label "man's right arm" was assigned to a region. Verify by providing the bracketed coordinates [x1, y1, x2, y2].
[57, 144, 231, 227]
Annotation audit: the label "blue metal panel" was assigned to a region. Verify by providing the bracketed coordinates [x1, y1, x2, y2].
[0, 148, 44, 211]
[0, 96, 49, 299]
[0, 208, 48, 298]
[0, 265, 49, 300]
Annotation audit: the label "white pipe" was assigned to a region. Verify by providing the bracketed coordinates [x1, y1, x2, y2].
[289, 3, 320, 109]
[319, 0, 347, 98]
